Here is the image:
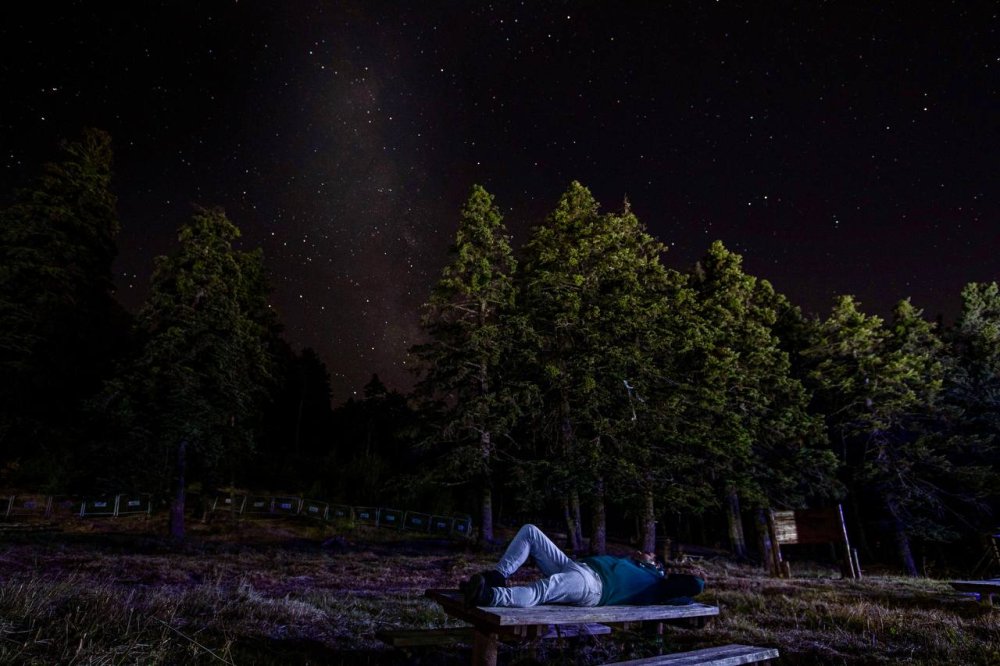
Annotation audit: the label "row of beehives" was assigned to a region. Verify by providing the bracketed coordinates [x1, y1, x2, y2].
[210, 494, 473, 538]
[2, 492, 473, 539]
[2, 494, 152, 518]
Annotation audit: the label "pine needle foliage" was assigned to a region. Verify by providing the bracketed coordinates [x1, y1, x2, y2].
[412, 185, 525, 542]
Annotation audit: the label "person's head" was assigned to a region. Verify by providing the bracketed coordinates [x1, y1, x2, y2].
[661, 572, 705, 599]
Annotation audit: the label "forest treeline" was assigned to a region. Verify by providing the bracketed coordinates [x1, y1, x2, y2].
[1, 130, 997, 575]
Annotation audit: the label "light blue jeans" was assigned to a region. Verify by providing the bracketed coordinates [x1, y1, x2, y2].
[490, 524, 603, 607]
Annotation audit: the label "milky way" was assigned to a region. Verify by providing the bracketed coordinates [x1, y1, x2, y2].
[2, 2, 997, 401]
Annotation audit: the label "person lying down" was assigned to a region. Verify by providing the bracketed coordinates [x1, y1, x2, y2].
[460, 524, 706, 608]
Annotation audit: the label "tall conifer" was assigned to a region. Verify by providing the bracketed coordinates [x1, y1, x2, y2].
[804, 296, 975, 574]
[0, 129, 127, 484]
[104, 207, 270, 539]
[687, 241, 829, 558]
[520, 182, 674, 553]
[413, 185, 521, 543]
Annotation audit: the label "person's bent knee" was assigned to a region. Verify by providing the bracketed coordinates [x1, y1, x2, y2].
[518, 523, 543, 539]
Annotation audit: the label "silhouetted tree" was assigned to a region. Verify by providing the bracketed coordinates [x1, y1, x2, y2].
[0, 128, 129, 487]
[103, 207, 271, 539]
[330, 374, 417, 506]
[254, 345, 334, 491]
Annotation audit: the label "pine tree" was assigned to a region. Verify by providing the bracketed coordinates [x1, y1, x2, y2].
[103, 207, 270, 539]
[804, 296, 970, 575]
[0, 128, 128, 485]
[687, 241, 831, 558]
[591, 202, 694, 553]
[412, 185, 523, 543]
[946, 283, 1000, 443]
[520, 183, 674, 553]
[939, 283, 1000, 534]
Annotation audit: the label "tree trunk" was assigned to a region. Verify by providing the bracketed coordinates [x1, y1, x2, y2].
[755, 509, 778, 575]
[848, 492, 874, 563]
[169, 439, 187, 540]
[563, 496, 582, 553]
[294, 384, 305, 457]
[570, 490, 583, 551]
[480, 485, 494, 545]
[479, 430, 494, 544]
[590, 477, 607, 555]
[228, 475, 238, 526]
[886, 498, 918, 576]
[725, 487, 747, 559]
[640, 487, 656, 553]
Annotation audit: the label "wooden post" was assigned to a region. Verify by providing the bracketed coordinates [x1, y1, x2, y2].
[836, 504, 856, 579]
[852, 547, 863, 580]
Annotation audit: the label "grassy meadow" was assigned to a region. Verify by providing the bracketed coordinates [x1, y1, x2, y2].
[0, 518, 997, 665]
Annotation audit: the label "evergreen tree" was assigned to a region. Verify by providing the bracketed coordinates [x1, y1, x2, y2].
[412, 185, 523, 543]
[804, 296, 971, 575]
[520, 183, 673, 553]
[520, 182, 606, 553]
[103, 207, 270, 539]
[939, 283, 1000, 533]
[250, 347, 334, 492]
[330, 374, 418, 506]
[751, 281, 840, 510]
[590, 202, 691, 553]
[945, 283, 1000, 447]
[0, 128, 128, 486]
[615, 262, 707, 552]
[687, 241, 832, 558]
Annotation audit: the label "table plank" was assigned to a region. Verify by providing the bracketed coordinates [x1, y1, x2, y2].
[377, 622, 611, 647]
[425, 589, 719, 627]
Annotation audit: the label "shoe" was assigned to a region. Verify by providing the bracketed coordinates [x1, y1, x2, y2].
[482, 569, 507, 588]
[462, 573, 491, 607]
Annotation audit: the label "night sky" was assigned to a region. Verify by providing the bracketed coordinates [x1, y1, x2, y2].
[2, 2, 997, 402]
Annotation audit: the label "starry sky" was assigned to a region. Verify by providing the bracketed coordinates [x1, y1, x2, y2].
[2, 2, 997, 402]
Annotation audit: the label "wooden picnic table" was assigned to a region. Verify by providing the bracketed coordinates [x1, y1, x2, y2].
[951, 579, 1000, 605]
[425, 588, 720, 666]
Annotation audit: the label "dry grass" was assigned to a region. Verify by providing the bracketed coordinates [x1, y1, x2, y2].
[0, 519, 997, 664]
[689, 561, 1000, 664]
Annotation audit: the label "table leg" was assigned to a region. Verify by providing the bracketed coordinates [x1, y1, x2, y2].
[472, 628, 498, 666]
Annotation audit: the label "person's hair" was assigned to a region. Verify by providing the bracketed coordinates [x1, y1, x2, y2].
[662, 571, 706, 597]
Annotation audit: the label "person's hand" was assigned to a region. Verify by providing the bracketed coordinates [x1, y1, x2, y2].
[634, 551, 656, 565]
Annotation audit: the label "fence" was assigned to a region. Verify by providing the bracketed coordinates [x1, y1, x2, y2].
[208, 493, 473, 539]
[1, 493, 153, 519]
[1, 490, 473, 539]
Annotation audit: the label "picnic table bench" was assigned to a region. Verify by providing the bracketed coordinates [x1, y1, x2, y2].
[602, 643, 779, 665]
[425, 589, 721, 666]
[950, 579, 1000, 605]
